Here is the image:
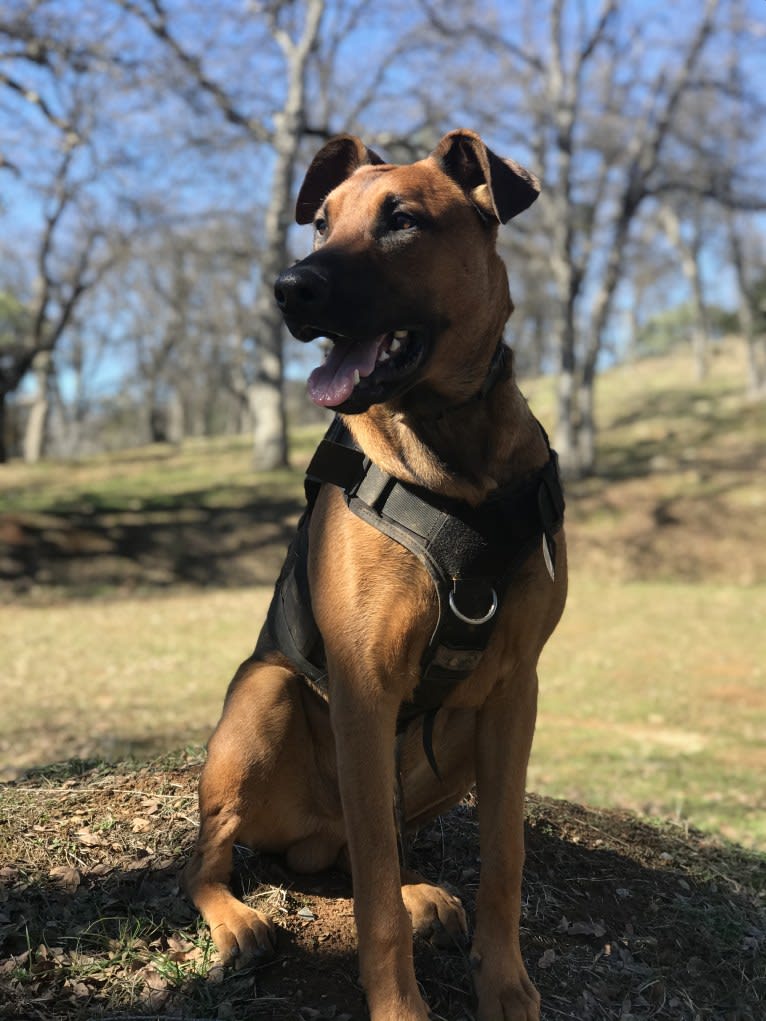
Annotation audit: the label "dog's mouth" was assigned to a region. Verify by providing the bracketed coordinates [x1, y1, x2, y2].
[306, 328, 428, 413]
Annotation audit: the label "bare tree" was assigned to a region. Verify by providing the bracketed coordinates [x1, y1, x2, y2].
[246, 0, 325, 469]
[557, 0, 721, 473]
[122, 0, 326, 469]
[4, 0, 764, 465]
[708, 0, 766, 398]
[727, 214, 766, 399]
[658, 202, 713, 381]
[0, 2, 131, 462]
[0, 292, 30, 462]
[424, 0, 727, 475]
[0, 144, 119, 462]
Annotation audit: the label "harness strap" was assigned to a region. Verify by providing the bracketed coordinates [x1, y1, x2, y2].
[305, 419, 564, 698]
[259, 399, 565, 777]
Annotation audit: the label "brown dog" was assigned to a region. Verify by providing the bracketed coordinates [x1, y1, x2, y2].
[183, 129, 567, 1021]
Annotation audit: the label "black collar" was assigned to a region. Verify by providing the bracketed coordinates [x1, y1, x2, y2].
[427, 341, 509, 422]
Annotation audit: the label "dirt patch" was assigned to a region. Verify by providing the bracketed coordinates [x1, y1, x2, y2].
[1, 756, 763, 1020]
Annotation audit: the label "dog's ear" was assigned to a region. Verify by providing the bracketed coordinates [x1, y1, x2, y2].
[295, 135, 384, 225]
[431, 129, 540, 224]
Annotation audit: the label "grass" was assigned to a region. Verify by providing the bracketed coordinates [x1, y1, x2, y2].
[2, 577, 764, 848]
[533, 576, 766, 847]
[1, 343, 765, 848]
[1, 343, 765, 1020]
[0, 425, 324, 513]
[0, 588, 272, 778]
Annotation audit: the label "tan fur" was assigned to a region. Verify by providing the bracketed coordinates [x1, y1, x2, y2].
[183, 131, 567, 1021]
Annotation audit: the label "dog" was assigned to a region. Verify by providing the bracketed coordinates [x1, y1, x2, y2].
[183, 129, 567, 1021]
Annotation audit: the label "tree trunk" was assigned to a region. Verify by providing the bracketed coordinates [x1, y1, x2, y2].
[727, 211, 766, 400]
[555, 367, 580, 478]
[575, 210, 634, 478]
[552, 286, 581, 478]
[23, 350, 52, 464]
[251, 0, 325, 471]
[0, 391, 7, 464]
[249, 347, 287, 469]
[148, 391, 167, 442]
[689, 272, 711, 382]
[577, 368, 597, 474]
[740, 302, 766, 400]
[250, 252, 289, 470]
[745, 336, 766, 400]
[661, 206, 711, 381]
[167, 389, 185, 444]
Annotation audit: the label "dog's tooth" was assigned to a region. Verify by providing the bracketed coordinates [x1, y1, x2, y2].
[390, 338, 401, 353]
[353, 369, 360, 386]
[379, 350, 390, 363]
[393, 329, 408, 339]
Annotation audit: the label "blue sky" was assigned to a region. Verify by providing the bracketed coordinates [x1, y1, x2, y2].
[2, 0, 765, 399]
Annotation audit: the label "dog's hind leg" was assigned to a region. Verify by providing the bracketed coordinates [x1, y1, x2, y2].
[183, 659, 343, 965]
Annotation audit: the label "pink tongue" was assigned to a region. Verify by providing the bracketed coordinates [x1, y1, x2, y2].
[307, 335, 386, 407]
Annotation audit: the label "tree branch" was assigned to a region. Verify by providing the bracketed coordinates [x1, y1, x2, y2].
[119, 0, 273, 144]
[0, 69, 78, 138]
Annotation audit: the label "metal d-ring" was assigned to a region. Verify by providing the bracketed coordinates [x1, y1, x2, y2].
[448, 587, 498, 625]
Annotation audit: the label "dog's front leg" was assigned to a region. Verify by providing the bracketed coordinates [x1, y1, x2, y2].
[471, 668, 541, 1021]
[329, 667, 430, 1021]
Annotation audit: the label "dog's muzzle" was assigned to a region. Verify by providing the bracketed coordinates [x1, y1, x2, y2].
[273, 265, 331, 342]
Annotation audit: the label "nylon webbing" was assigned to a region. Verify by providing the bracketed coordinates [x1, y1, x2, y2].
[259, 413, 565, 775]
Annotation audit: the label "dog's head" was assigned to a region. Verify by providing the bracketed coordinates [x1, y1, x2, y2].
[274, 129, 540, 414]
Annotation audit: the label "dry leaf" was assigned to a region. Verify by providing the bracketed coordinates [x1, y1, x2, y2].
[143, 967, 169, 992]
[166, 934, 193, 954]
[165, 934, 203, 963]
[76, 828, 105, 847]
[48, 866, 81, 893]
[66, 979, 91, 998]
[538, 948, 556, 969]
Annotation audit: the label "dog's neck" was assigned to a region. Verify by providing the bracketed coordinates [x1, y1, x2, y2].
[342, 350, 549, 506]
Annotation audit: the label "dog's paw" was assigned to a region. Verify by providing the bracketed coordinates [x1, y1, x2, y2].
[472, 956, 540, 1021]
[401, 880, 468, 947]
[209, 902, 277, 967]
[367, 992, 432, 1021]
[476, 982, 540, 1021]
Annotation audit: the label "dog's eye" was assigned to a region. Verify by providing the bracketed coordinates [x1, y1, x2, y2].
[314, 217, 328, 236]
[390, 211, 417, 231]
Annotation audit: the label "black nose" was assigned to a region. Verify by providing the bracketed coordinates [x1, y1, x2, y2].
[274, 264, 330, 317]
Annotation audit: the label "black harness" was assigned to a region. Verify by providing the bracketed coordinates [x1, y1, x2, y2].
[257, 411, 565, 758]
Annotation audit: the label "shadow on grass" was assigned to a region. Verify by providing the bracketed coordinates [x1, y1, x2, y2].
[0, 486, 304, 598]
[1, 757, 764, 1021]
[597, 383, 764, 482]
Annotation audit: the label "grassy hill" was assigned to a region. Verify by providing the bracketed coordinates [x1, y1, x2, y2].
[1, 344, 764, 843]
[1, 344, 765, 1019]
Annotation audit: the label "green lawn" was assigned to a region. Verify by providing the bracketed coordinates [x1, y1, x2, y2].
[2, 574, 763, 847]
[2, 345, 765, 849]
[533, 576, 766, 847]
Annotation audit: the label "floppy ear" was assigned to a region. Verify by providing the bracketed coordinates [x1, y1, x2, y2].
[295, 134, 384, 225]
[430, 129, 540, 223]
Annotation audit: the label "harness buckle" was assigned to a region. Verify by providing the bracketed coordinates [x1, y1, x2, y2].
[448, 585, 498, 625]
